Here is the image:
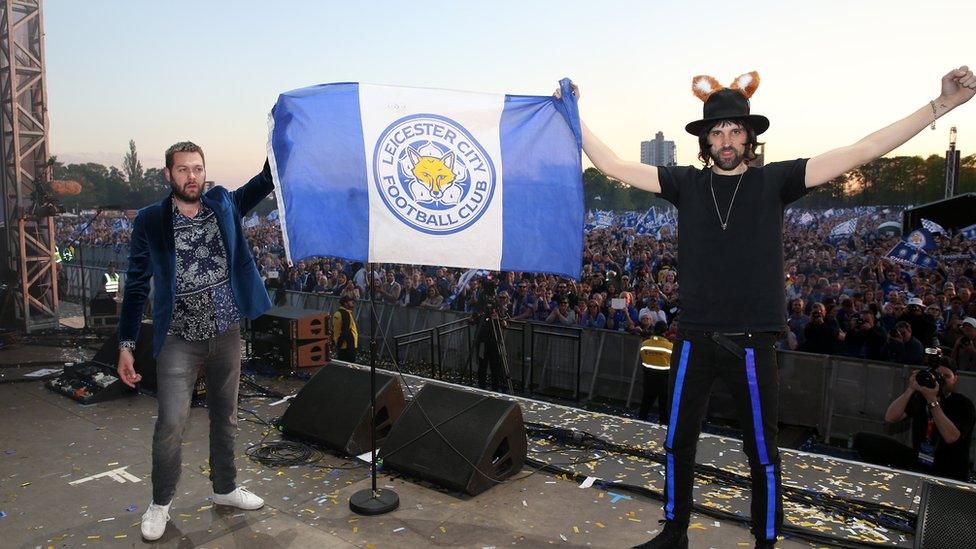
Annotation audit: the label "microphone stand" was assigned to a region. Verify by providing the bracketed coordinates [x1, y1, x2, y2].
[349, 262, 399, 515]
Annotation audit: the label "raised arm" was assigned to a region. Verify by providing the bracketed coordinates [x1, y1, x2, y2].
[805, 66, 975, 188]
[556, 85, 662, 194]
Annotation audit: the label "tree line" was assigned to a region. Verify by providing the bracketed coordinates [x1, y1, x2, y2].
[48, 140, 975, 212]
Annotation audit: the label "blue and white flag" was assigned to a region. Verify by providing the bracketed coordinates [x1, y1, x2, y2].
[269, 80, 584, 278]
[619, 211, 639, 229]
[886, 241, 939, 269]
[443, 268, 488, 307]
[829, 218, 857, 239]
[266, 210, 279, 221]
[905, 228, 937, 251]
[111, 218, 130, 234]
[960, 223, 976, 241]
[921, 218, 946, 234]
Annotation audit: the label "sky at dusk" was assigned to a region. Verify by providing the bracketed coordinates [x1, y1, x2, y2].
[46, 0, 975, 188]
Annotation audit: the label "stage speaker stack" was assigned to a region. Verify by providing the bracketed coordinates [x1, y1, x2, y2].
[248, 306, 330, 369]
[914, 481, 976, 548]
[379, 384, 527, 496]
[90, 291, 119, 331]
[279, 363, 406, 456]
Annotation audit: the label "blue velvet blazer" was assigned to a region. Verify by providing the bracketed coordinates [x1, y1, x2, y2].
[118, 165, 274, 357]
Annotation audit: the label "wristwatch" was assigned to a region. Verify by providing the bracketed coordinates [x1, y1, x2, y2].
[927, 400, 941, 410]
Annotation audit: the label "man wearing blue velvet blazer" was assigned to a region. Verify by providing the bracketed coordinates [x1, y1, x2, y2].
[115, 141, 274, 541]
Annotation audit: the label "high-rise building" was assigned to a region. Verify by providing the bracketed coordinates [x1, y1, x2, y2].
[640, 131, 676, 166]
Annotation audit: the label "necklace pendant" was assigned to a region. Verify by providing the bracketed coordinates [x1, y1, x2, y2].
[721, 223, 727, 230]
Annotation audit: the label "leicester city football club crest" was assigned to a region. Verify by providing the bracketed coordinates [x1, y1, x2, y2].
[907, 230, 927, 249]
[373, 113, 496, 235]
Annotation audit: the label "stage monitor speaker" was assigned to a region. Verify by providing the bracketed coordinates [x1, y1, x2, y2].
[379, 384, 526, 496]
[91, 320, 156, 391]
[914, 481, 976, 548]
[252, 336, 329, 369]
[279, 363, 405, 456]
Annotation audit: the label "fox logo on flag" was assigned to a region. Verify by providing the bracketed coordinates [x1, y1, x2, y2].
[268, 79, 584, 278]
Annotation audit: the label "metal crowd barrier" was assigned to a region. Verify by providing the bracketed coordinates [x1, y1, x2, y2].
[50, 276, 976, 466]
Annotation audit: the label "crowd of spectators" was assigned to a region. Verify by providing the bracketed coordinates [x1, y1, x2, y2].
[57, 205, 976, 370]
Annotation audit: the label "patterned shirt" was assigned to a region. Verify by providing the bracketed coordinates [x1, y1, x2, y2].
[168, 201, 242, 341]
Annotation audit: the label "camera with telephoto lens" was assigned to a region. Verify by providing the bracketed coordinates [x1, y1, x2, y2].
[915, 348, 947, 389]
[475, 276, 499, 320]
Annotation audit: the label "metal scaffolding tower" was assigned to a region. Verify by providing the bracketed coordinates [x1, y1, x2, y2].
[0, 0, 58, 332]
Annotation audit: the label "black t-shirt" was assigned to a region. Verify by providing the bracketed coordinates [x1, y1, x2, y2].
[909, 392, 976, 481]
[657, 160, 809, 332]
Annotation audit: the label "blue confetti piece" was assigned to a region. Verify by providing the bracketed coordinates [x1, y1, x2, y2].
[124, 504, 138, 512]
[607, 492, 632, 504]
[0, 511, 6, 518]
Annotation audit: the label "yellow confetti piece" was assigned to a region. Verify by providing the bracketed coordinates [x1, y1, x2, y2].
[87, 535, 101, 540]
[595, 522, 605, 528]
[572, 526, 580, 534]
[688, 523, 706, 530]
[197, 505, 212, 512]
[627, 518, 641, 523]
[440, 526, 447, 533]
[20, 482, 30, 487]
[114, 534, 127, 539]
[107, 462, 119, 466]
[352, 526, 358, 533]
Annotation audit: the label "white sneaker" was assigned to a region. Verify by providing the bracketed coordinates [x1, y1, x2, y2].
[140, 502, 170, 541]
[213, 487, 264, 510]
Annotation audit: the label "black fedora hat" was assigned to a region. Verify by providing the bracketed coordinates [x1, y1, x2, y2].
[684, 72, 770, 136]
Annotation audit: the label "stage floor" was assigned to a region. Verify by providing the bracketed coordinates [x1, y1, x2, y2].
[0, 342, 969, 548]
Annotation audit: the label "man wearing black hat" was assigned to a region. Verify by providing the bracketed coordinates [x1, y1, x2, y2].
[559, 66, 976, 548]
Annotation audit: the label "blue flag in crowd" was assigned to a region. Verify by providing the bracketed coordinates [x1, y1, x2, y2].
[960, 223, 976, 241]
[243, 214, 260, 229]
[111, 218, 130, 234]
[829, 218, 857, 239]
[266, 210, 279, 221]
[921, 218, 946, 234]
[443, 268, 488, 307]
[269, 79, 584, 278]
[905, 228, 937, 251]
[886, 241, 939, 269]
[619, 211, 639, 229]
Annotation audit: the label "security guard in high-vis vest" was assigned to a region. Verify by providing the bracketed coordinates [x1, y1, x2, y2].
[104, 262, 121, 295]
[332, 295, 358, 362]
[638, 320, 672, 424]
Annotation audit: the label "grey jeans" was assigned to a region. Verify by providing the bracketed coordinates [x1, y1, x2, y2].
[151, 325, 241, 505]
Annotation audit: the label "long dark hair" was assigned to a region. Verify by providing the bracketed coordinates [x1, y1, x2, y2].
[697, 119, 763, 167]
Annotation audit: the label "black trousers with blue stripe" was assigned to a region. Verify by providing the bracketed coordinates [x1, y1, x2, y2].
[663, 330, 783, 541]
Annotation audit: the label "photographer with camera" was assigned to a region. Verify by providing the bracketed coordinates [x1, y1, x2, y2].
[853, 352, 975, 481]
[881, 321, 925, 366]
[800, 303, 841, 354]
[843, 311, 888, 361]
[471, 278, 511, 392]
[950, 317, 976, 372]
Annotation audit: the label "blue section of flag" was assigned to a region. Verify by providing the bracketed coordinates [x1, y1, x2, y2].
[499, 78, 583, 277]
[270, 82, 370, 263]
[886, 241, 939, 269]
[960, 223, 976, 241]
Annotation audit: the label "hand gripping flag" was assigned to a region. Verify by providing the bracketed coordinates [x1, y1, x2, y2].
[268, 79, 584, 278]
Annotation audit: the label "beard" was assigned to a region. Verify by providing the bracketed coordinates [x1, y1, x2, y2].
[171, 181, 201, 203]
[709, 146, 746, 171]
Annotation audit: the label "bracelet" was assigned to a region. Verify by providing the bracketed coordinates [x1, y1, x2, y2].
[927, 399, 941, 409]
[929, 100, 938, 131]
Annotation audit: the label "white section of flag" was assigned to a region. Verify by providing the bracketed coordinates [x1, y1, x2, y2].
[358, 84, 505, 270]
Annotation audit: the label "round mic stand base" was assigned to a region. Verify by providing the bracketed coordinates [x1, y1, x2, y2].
[349, 487, 399, 515]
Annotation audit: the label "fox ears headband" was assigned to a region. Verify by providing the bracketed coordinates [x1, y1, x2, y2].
[691, 71, 760, 102]
[684, 71, 769, 136]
